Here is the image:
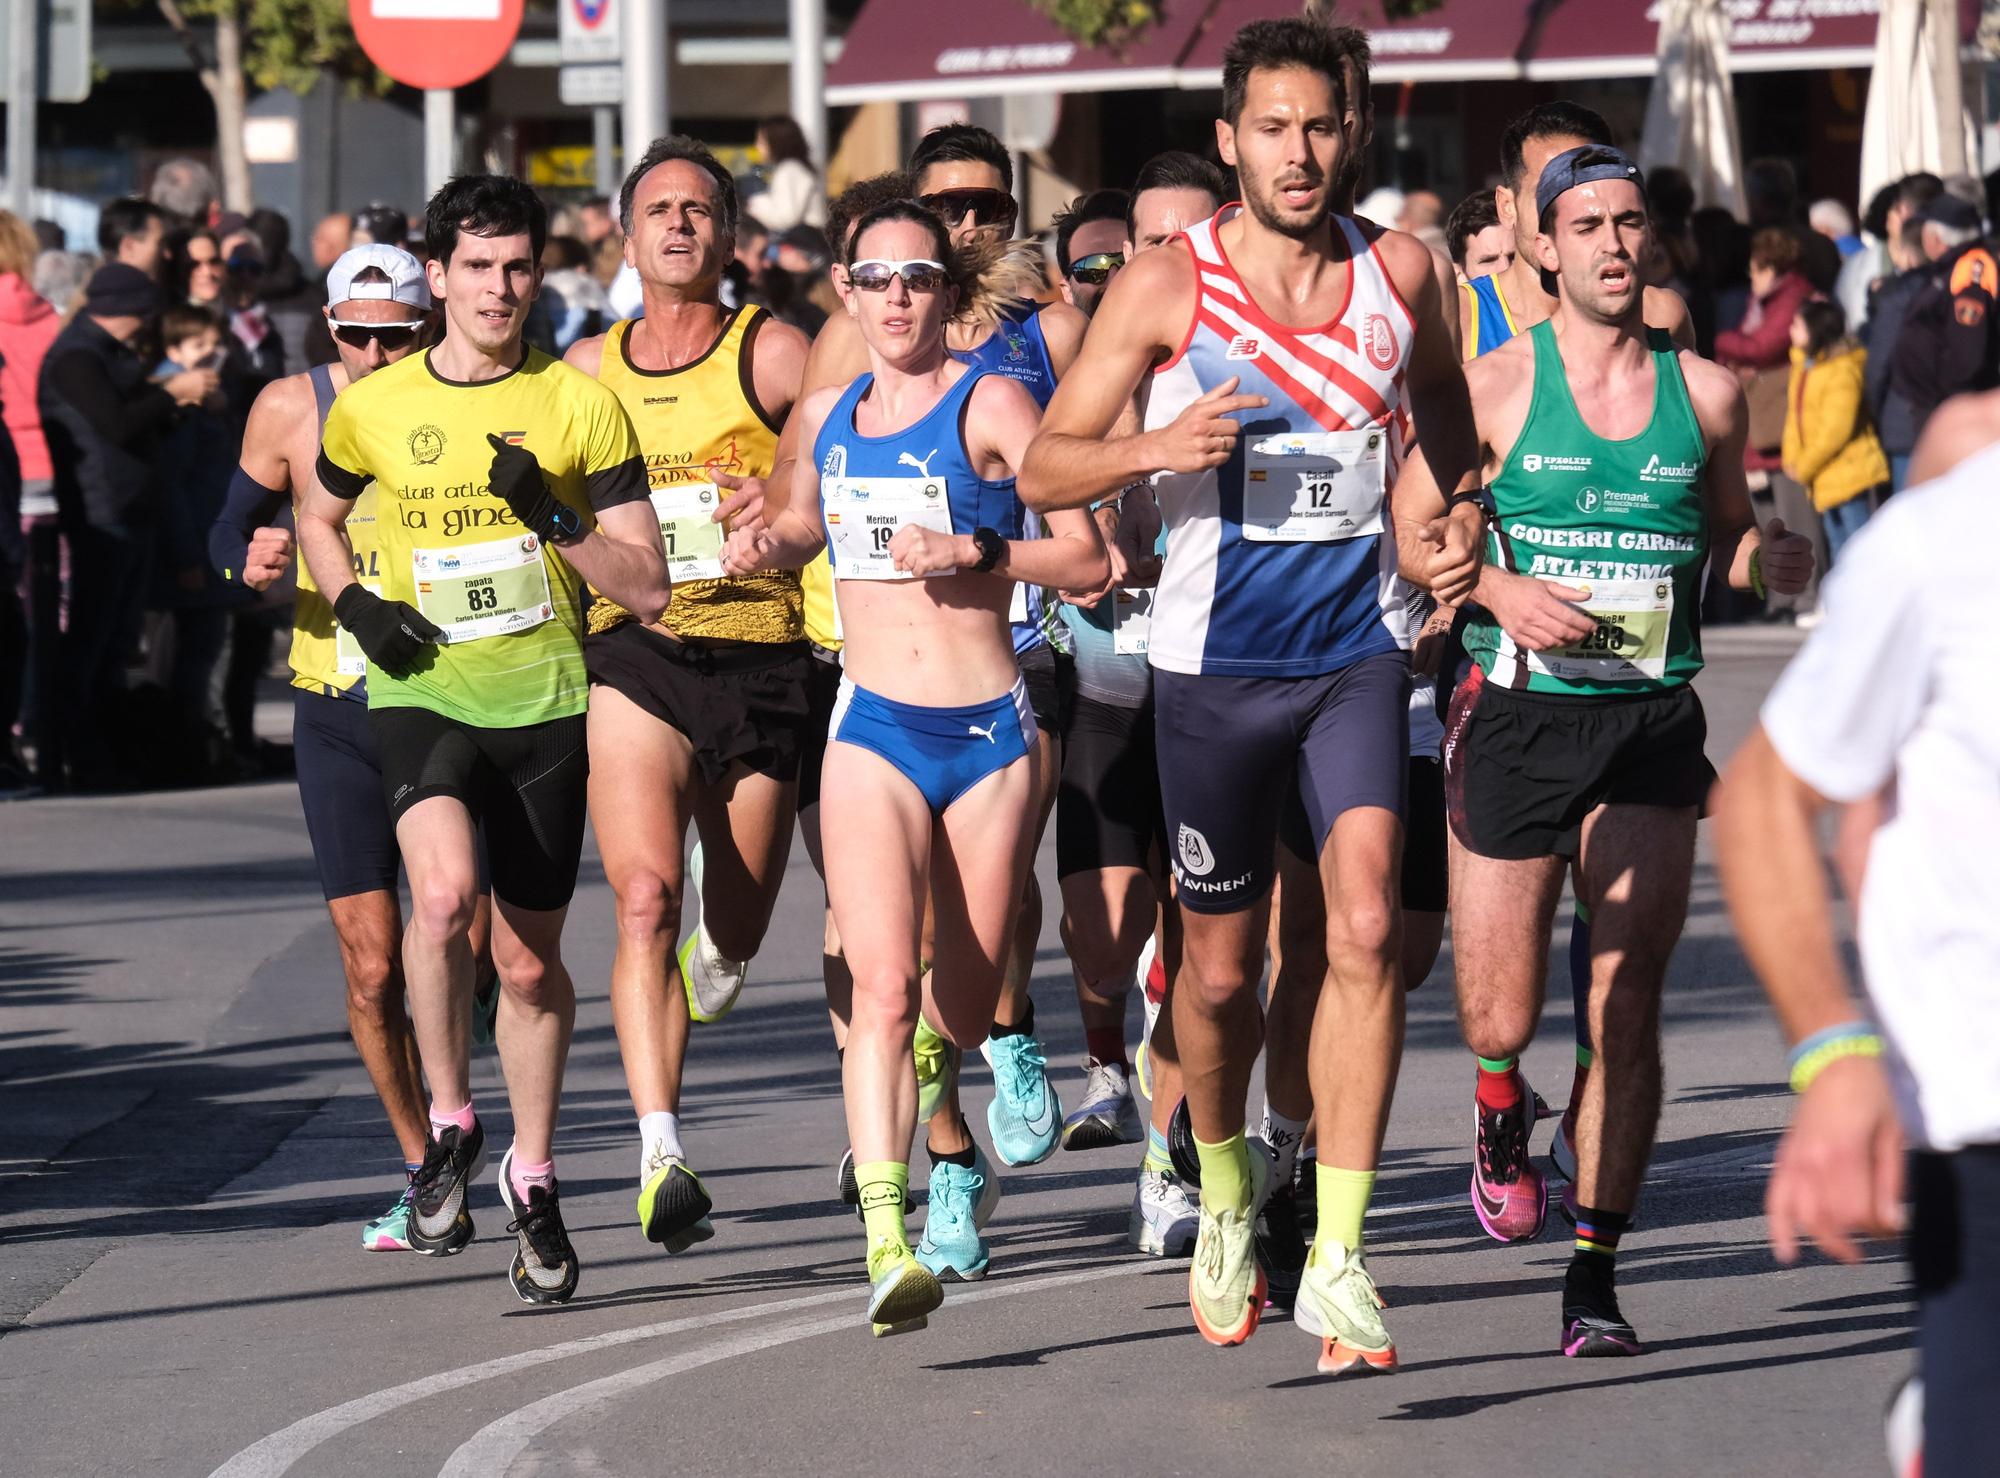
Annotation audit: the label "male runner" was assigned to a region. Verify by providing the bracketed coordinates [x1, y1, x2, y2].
[1053, 189, 1127, 318]
[301, 174, 670, 1305]
[1021, 18, 1481, 1367]
[210, 243, 498, 1251]
[1395, 145, 1811, 1355]
[564, 136, 812, 1254]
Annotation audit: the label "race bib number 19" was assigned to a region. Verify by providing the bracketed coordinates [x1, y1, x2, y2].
[650, 481, 725, 583]
[1242, 428, 1387, 543]
[412, 535, 556, 644]
[824, 476, 955, 581]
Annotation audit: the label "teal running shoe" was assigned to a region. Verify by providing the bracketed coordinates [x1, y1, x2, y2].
[361, 1182, 414, 1251]
[915, 1147, 1002, 1282]
[981, 1030, 1061, 1166]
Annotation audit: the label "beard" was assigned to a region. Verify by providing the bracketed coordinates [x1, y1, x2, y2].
[1241, 175, 1332, 242]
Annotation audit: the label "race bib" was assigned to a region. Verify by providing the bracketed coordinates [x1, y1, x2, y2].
[1526, 577, 1673, 682]
[412, 534, 556, 644]
[1009, 580, 1030, 624]
[1242, 428, 1387, 543]
[824, 476, 955, 581]
[650, 481, 724, 583]
[335, 582, 381, 677]
[1112, 587, 1154, 655]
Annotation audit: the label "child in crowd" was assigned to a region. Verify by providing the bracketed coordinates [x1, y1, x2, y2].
[1784, 296, 1891, 564]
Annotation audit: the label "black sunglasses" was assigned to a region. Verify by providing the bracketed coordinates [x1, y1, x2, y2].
[330, 322, 423, 351]
[1067, 252, 1124, 286]
[919, 188, 1019, 230]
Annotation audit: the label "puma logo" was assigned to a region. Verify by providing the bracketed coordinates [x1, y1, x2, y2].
[967, 722, 998, 744]
[897, 449, 939, 477]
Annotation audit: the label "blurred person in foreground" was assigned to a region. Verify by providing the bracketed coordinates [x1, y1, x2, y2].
[1782, 297, 1889, 565]
[1716, 400, 2000, 1478]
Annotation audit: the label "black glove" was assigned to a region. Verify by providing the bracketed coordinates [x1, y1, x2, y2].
[487, 434, 582, 545]
[333, 585, 442, 677]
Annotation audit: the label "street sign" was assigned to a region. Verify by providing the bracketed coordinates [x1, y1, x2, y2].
[0, 0, 91, 105]
[348, 0, 525, 92]
[559, 64, 622, 107]
[558, 0, 618, 64]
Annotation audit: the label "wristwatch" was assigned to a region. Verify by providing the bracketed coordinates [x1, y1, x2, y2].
[1446, 485, 1494, 516]
[547, 503, 585, 546]
[970, 526, 1004, 572]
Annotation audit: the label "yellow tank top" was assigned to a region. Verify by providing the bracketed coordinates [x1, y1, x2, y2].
[288, 482, 383, 694]
[590, 308, 802, 644]
[800, 550, 840, 652]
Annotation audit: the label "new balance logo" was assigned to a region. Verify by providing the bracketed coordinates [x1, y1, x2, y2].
[897, 448, 939, 477]
[967, 722, 998, 744]
[1225, 335, 1261, 360]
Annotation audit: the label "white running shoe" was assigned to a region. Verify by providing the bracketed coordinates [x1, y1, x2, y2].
[680, 843, 749, 1023]
[1061, 1059, 1144, 1151]
[1129, 1168, 1200, 1257]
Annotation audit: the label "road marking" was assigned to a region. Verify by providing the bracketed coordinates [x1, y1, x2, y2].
[439, 1261, 1156, 1476]
[208, 1258, 1159, 1478]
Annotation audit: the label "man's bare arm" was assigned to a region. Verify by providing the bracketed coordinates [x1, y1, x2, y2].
[297, 481, 362, 605]
[563, 332, 607, 378]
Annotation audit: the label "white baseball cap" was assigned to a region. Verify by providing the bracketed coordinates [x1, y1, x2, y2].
[326, 243, 431, 317]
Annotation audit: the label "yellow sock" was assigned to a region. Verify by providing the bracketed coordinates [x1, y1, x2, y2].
[1193, 1131, 1250, 1213]
[1315, 1163, 1376, 1256]
[856, 1161, 910, 1276]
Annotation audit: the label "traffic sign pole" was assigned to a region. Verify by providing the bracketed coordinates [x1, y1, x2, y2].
[621, 0, 667, 178]
[6, 0, 35, 217]
[788, 0, 823, 168]
[424, 86, 455, 198]
[593, 106, 617, 198]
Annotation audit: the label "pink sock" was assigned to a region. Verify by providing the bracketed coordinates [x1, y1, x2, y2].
[429, 1100, 476, 1135]
[509, 1153, 555, 1203]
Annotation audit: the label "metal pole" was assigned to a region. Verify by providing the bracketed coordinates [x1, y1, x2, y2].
[622, 0, 668, 168]
[788, 0, 825, 167]
[423, 87, 455, 198]
[6, 0, 38, 219]
[593, 105, 618, 199]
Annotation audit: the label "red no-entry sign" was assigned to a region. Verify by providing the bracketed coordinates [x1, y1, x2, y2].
[349, 0, 527, 92]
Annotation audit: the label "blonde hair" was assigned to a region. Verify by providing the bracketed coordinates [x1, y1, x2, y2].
[0, 210, 40, 280]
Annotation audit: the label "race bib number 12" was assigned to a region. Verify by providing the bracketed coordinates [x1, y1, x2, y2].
[1242, 428, 1387, 543]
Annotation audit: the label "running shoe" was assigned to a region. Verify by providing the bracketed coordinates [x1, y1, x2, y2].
[1188, 1139, 1272, 1346]
[867, 1245, 944, 1338]
[1133, 934, 1162, 1100]
[1061, 1058, 1143, 1151]
[680, 844, 750, 1023]
[1296, 1241, 1397, 1374]
[915, 1148, 1002, 1282]
[1166, 1095, 1203, 1185]
[1471, 1092, 1548, 1244]
[1560, 1257, 1642, 1357]
[1254, 1174, 1309, 1308]
[1129, 1169, 1200, 1257]
[981, 1030, 1061, 1166]
[360, 1181, 414, 1251]
[470, 969, 500, 1047]
[406, 1119, 484, 1256]
[497, 1148, 581, 1305]
[637, 1143, 715, 1253]
[1885, 1373, 1923, 1478]
[913, 1017, 959, 1124]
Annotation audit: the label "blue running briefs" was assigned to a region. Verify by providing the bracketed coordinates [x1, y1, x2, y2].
[830, 677, 1036, 814]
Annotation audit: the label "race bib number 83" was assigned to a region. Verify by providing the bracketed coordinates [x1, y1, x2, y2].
[413, 535, 556, 644]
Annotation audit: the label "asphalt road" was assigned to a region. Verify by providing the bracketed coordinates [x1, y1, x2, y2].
[0, 629, 1911, 1478]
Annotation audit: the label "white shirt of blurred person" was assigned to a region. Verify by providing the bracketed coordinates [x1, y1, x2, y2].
[746, 116, 828, 234]
[1716, 436, 2000, 1474]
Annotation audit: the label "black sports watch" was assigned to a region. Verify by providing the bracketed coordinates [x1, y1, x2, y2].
[547, 502, 585, 546]
[1446, 485, 1495, 517]
[970, 526, 1005, 572]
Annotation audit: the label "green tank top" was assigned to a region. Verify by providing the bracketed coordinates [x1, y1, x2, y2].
[1462, 320, 1709, 696]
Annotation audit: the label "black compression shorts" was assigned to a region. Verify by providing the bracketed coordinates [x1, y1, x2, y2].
[1056, 687, 1163, 879]
[796, 644, 843, 812]
[371, 706, 588, 911]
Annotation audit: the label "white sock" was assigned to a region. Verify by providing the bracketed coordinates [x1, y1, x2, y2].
[639, 1110, 684, 1177]
[1259, 1103, 1309, 1187]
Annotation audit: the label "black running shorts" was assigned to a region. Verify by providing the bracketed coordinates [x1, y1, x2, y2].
[293, 689, 399, 902]
[371, 706, 588, 912]
[1056, 686, 1163, 879]
[796, 643, 843, 812]
[1442, 665, 1716, 861]
[586, 622, 812, 787]
[1155, 650, 1410, 915]
[1019, 640, 1065, 736]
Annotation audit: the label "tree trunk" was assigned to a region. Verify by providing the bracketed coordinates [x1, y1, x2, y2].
[210, 1, 252, 212]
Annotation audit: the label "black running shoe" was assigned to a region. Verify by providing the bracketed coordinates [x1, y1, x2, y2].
[499, 1151, 580, 1305]
[837, 1147, 859, 1208]
[1166, 1096, 1202, 1185]
[1560, 1257, 1642, 1357]
[1254, 1176, 1309, 1308]
[637, 1148, 715, 1254]
[407, 1120, 484, 1255]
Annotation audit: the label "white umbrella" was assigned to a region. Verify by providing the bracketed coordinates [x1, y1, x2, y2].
[1639, 0, 1747, 216]
[1860, 0, 1976, 209]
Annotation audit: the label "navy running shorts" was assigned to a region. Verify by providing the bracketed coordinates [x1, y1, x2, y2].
[1155, 649, 1410, 914]
[293, 689, 400, 902]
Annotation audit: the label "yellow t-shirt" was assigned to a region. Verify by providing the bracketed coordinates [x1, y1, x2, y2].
[800, 549, 840, 652]
[317, 346, 646, 728]
[289, 481, 382, 694]
[590, 308, 801, 644]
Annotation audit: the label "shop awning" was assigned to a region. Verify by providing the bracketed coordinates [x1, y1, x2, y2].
[824, 0, 1221, 105]
[1526, 0, 1977, 80]
[1178, 0, 1532, 86]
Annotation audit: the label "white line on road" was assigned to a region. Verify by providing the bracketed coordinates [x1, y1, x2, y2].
[207, 1258, 1159, 1478]
[438, 1260, 1158, 1477]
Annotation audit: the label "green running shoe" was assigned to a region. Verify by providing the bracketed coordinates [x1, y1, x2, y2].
[637, 1146, 715, 1253]
[866, 1245, 943, 1338]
